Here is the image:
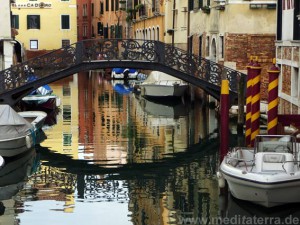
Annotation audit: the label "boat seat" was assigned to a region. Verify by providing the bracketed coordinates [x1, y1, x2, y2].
[255, 152, 294, 173]
[263, 154, 285, 163]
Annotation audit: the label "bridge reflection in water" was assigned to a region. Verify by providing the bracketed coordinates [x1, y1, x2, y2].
[6, 71, 237, 225]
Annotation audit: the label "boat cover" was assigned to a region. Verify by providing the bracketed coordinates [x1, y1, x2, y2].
[0, 105, 33, 139]
[27, 74, 53, 95]
[113, 83, 133, 94]
[142, 71, 185, 84]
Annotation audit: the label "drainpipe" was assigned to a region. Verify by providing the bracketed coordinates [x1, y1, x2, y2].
[187, 1, 190, 48]
[172, 0, 176, 47]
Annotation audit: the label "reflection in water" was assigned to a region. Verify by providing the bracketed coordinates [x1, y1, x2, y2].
[0, 148, 37, 225]
[224, 194, 300, 225]
[6, 71, 266, 225]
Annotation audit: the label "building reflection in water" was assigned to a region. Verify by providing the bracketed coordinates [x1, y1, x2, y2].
[16, 71, 229, 224]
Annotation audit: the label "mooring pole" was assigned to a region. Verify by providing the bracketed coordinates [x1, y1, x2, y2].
[250, 61, 262, 147]
[267, 59, 280, 135]
[245, 59, 254, 147]
[220, 79, 229, 160]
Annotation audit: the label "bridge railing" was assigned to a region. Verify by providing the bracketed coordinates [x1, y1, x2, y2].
[0, 39, 246, 94]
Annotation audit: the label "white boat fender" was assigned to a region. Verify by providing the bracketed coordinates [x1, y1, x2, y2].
[0, 156, 4, 168]
[26, 135, 32, 149]
[217, 171, 225, 188]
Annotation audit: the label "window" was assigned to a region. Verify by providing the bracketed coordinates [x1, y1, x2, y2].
[199, 35, 203, 58]
[83, 4, 87, 16]
[100, 2, 104, 14]
[27, 15, 40, 29]
[206, 36, 210, 57]
[111, 0, 114, 11]
[12, 15, 19, 29]
[219, 35, 224, 59]
[61, 15, 70, 29]
[91, 3, 94, 16]
[106, 0, 109, 11]
[30, 40, 38, 49]
[97, 22, 103, 36]
[83, 25, 88, 37]
[63, 133, 72, 146]
[62, 39, 70, 48]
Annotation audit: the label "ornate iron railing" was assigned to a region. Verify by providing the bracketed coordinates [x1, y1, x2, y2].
[0, 39, 246, 95]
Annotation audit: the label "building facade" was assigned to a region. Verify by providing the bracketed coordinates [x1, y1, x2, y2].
[91, 0, 128, 39]
[77, 0, 93, 40]
[11, 0, 77, 59]
[276, 0, 300, 113]
[131, 0, 165, 42]
[0, 0, 15, 69]
[189, 0, 277, 100]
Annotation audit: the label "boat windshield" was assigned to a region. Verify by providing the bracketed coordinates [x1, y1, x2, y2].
[255, 135, 295, 154]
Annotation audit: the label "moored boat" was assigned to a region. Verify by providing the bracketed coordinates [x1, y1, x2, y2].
[18, 111, 47, 132]
[0, 105, 35, 157]
[139, 71, 189, 98]
[219, 135, 300, 207]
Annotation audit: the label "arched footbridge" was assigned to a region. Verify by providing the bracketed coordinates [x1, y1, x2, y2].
[0, 39, 246, 106]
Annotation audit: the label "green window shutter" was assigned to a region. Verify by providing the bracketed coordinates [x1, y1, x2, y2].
[37, 15, 40, 29]
[110, 25, 115, 38]
[61, 15, 70, 29]
[12, 15, 19, 29]
[118, 25, 123, 38]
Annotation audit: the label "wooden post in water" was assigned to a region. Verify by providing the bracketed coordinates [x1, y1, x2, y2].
[245, 59, 254, 147]
[267, 59, 280, 135]
[220, 79, 229, 160]
[237, 74, 245, 136]
[250, 61, 262, 147]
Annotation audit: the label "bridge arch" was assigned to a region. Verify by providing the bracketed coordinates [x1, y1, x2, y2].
[0, 39, 246, 106]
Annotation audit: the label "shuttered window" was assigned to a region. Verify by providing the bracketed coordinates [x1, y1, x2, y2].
[61, 15, 70, 29]
[12, 15, 19, 29]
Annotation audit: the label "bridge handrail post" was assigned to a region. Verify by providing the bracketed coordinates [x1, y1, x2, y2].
[75, 41, 83, 64]
[154, 41, 165, 64]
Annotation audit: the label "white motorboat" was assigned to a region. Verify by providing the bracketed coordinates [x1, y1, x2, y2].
[18, 111, 47, 131]
[139, 71, 189, 98]
[0, 105, 35, 157]
[219, 135, 300, 207]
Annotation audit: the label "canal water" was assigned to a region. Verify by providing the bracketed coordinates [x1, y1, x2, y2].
[2, 71, 300, 225]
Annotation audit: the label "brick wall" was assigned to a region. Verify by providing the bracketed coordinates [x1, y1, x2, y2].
[281, 65, 291, 95]
[25, 50, 50, 60]
[191, 33, 276, 101]
[226, 34, 276, 101]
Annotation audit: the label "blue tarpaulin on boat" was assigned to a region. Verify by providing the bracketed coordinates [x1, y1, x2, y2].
[113, 84, 133, 94]
[27, 74, 53, 95]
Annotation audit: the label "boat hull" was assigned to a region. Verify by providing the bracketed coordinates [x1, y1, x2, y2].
[221, 168, 300, 207]
[0, 134, 33, 157]
[140, 84, 188, 98]
[21, 95, 59, 111]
